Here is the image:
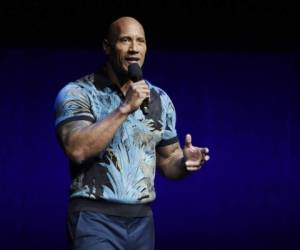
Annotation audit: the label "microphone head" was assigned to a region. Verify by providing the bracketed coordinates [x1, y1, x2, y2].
[128, 63, 143, 82]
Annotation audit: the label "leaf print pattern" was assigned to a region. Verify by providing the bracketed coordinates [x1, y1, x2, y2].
[54, 73, 177, 204]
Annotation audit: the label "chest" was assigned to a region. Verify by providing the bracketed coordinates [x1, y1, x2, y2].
[90, 89, 164, 145]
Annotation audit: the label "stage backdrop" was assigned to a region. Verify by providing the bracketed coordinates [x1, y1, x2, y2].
[0, 48, 299, 250]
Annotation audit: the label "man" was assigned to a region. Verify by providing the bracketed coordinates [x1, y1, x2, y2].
[54, 16, 210, 250]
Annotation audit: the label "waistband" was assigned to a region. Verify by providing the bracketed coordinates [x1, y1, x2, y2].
[68, 197, 152, 217]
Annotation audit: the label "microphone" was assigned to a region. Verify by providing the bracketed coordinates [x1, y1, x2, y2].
[128, 63, 149, 115]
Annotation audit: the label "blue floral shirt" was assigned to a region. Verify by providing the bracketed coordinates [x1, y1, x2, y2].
[54, 71, 178, 204]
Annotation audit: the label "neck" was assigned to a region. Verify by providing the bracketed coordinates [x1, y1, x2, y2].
[105, 63, 131, 95]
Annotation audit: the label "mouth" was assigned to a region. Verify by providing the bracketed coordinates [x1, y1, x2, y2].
[125, 57, 140, 64]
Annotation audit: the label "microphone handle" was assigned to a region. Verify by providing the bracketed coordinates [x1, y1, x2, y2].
[132, 76, 149, 115]
[141, 97, 149, 115]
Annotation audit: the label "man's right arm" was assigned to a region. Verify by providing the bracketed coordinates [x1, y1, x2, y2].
[56, 80, 149, 164]
[57, 104, 130, 164]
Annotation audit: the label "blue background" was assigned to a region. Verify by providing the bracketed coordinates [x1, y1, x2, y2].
[1, 48, 300, 250]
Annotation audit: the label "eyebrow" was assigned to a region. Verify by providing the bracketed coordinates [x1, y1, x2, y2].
[118, 35, 146, 41]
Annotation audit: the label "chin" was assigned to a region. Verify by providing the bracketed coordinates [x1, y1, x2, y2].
[119, 66, 129, 76]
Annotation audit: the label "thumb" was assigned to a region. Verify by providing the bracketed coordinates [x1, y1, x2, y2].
[185, 134, 192, 147]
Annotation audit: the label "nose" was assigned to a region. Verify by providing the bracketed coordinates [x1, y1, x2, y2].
[129, 41, 139, 53]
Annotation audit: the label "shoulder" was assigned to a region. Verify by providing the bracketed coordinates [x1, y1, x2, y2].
[146, 80, 175, 115]
[59, 74, 94, 93]
[55, 74, 94, 102]
[146, 80, 173, 104]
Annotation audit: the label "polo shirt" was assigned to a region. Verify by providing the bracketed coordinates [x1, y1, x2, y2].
[54, 69, 178, 210]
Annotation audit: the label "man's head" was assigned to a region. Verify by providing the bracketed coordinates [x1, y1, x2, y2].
[103, 16, 147, 76]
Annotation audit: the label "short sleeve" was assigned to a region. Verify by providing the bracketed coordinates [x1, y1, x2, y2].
[156, 91, 178, 147]
[54, 83, 95, 128]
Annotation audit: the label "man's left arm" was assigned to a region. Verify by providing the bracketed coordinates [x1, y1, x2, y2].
[156, 134, 210, 180]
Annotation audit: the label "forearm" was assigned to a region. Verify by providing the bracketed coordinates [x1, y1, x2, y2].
[65, 104, 129, 163]
[158, 149, 189, 180]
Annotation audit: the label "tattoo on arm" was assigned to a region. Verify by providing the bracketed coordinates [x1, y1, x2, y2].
[57, 120, 92, 147]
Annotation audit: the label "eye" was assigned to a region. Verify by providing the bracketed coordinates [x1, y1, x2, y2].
[137, 38, 146, 43]
[120, 37, 130, 43]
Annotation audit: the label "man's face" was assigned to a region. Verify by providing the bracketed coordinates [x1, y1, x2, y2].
[107, 20, 147, 75]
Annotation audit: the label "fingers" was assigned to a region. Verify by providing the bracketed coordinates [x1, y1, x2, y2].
[129, 81, 150, 97]
[185, 160, 202, 171]
[185, 156, 209, 171]
[124, 81, 150, 112]
[200, 147, 210, 162]
[131, 80, 149, 90]
[200, 147, 209, 155]
[204, 147, 209, 154]
[185, 134, 192, 147]
[184, 146, 210, 171]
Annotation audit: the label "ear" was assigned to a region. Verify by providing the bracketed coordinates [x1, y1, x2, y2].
[102, 39, 110, 55]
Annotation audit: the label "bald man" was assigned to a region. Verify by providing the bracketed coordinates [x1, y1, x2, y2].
[54, 16, 210, 250]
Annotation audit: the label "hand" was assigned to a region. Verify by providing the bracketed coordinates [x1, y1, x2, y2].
[183, 134, 210, 171]
[121, 80, 150, 114]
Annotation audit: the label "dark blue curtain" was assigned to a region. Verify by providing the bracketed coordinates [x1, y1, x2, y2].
[1, 48, 299, 250]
